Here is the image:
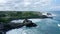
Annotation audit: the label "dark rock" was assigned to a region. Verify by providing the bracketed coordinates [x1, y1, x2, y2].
[47, 13, 51, 15]
[23, 19, 37, 27]
[0, 19, 37, 34]
[0, 32, 2, 34]
[0, 31, 5, 34]
[3, 23, 24, 31]
[26, 23, 37, 27]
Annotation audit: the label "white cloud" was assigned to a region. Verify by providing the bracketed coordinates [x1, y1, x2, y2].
[21, 0, 54, 11]
[0, 0, 60, 11]
[0, 0, 8, 3]
[23, 2, 31, 7]
[49, 6, 60, 11]
[23, 0, 31, 7]
[34, 0, 52, 6]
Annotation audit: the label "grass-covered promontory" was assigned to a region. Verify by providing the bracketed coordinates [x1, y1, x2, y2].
[0, 11, 48, 23]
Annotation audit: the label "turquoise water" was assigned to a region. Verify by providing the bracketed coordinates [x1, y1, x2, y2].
[6, 11, 60, 34]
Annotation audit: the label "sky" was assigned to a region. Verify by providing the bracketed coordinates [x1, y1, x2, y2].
[0, 0, 60, 11]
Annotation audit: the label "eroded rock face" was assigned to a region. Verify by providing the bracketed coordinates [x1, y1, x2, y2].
[23, 19, 37, 27]
[25, 23, 37, 27]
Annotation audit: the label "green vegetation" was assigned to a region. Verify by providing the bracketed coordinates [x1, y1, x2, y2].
[0, 11, 42, 18]
[0, 11, 45, 23]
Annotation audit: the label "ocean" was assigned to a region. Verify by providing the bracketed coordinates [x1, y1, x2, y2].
[6, 11, 60, 34]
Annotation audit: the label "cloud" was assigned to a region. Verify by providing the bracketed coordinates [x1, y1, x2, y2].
[49, 6, 60, 11]
[0, 0, 7, 3]
[0, 0, 60, 11]
[23, 0, 31, 7]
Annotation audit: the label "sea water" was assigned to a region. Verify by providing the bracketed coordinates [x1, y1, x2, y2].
[6, 11, 60, 34]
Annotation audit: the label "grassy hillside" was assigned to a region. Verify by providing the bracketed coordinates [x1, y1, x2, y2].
[0, 11, 47, 23]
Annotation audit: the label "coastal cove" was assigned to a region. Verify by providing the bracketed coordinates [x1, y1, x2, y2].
[0, 11, 60, 34]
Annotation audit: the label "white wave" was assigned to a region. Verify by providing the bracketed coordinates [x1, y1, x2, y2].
[6, 27, 39, 34]
[58, 24, 60, 27]
[52, 14, 56, 16]
[10, 19, 41, 23]
[10, 19, 24, 23]
[28, 19, 41, 23]
[6, 28, 24, 34]
[42, 12, 47, 15]
[42, 12, 56, 17]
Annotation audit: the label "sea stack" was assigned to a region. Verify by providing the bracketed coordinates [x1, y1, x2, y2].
[23, 19, 37, 27]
